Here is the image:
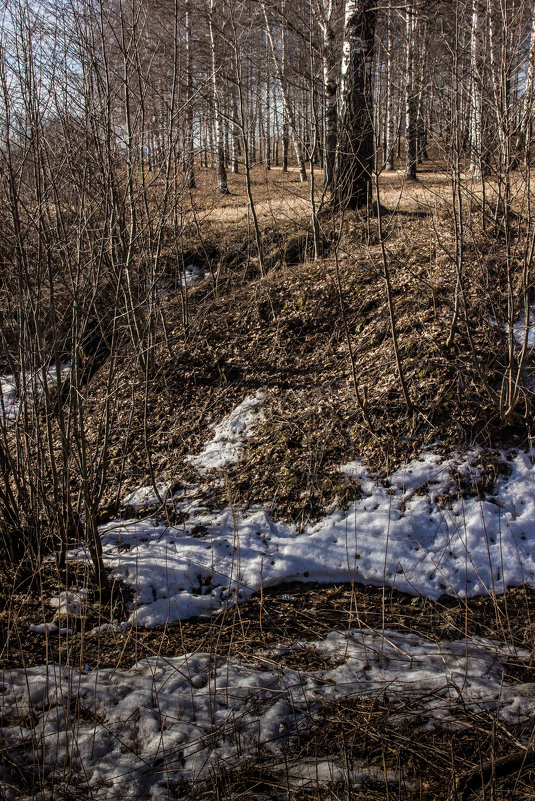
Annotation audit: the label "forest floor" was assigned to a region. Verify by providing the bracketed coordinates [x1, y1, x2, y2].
[1, 156, 535, 800]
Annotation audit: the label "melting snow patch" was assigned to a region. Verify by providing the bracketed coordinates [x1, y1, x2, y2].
[122, 481, 174, 508]
[183, 263, 208, 285]
[0, 375, 19, 422]
[28, 623, 59, 634]
[511, 306, 535, 349]
[186, 391, 265, 472]
[78, 446, 535, 627]
[0, 364, 70, 423]
[49, 590, 88, 617]
[0, 631, 529, 800]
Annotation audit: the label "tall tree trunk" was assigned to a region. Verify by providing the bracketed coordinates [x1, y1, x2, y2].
[260, 0, 307, 181]
[469, 0, 488, 177]
[416, 22, 428, 162]
[336, 0, 377, 210]
[405, 2, 418, 181]
[185, 0, 195, 189]
[231, 88, 240, 173]
[282, 120, 289, 171]
[273, 80, 280, 165]
[265, 40, 271, 170]
[208, 0, 229, 194]
[384, 0, 395, 170]
[314, 0, 337, 190]
[521, 0, 535, 163]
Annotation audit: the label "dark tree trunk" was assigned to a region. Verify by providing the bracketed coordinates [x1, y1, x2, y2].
[404, 3, 418, 181]
[323, 20, 337, 189]
[185, 0, 195, 189]
[335, 0, 377, 210]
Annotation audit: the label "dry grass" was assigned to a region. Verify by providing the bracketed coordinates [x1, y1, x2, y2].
[14, 150, 528, 529]
[3, 578, 535, 673]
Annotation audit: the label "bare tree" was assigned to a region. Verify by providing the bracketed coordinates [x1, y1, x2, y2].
[260, 0, 308, 181]
[313, 0, 338, 189]
[404, 1, 418, 180]
[336, 0, 377, 209]
[208, 0, 229, 193]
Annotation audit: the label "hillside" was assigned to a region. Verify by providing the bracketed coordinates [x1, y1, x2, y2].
[2, 162, 535, 801]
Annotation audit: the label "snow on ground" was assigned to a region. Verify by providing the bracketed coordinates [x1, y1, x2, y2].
[122, 482, 175, 508]
[5, 393, 535, 799]
[153, 266, 208, 299]
[182, 263, 208, 285]
[0, 630, 530, 800]
[84, 446, 535, 628]
[0, 364, 70, 423]
[49, 590, 88, 617]
[0, 375, 19, 421]
[511, 304, 535, 349]
[185, 391, 265, 472]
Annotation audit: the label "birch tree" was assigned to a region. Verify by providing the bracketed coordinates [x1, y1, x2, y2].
[335, 0, 377, 209]
[313, 0, 338, 189]
[260, 0, 308, 181]
[384, 0, 396, 170]
[208, 0, 229, 194]
[405, 1, 418, 180]
[520, 0, 535, 162]
[185, 0, 196, 188]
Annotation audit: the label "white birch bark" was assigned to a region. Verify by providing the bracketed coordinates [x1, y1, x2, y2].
[487, 0, 508, 167]
[313, 0, 337, 189]
[208, 0, 228, 194]
[260, 0, 307, 181]
[521, 0, 535, 158]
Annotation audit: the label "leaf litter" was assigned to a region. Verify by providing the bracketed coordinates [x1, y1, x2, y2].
[2, 210, 535, 799]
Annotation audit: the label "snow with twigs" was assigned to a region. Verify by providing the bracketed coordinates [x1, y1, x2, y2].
[1, 630, 531, 800]
[77, 429, 535, 628]
[4, 390, 535, 800]
[0, 364, 70, 423]
[185, 391, 265, 472]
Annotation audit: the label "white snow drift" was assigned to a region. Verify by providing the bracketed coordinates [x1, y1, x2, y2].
[84, 445, 535, 628]
[186, 390, 265, 472]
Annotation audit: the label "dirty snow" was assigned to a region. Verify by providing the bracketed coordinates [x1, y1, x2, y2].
[182, 263, 208, 285]
[49, 590, 88, 617]
[122, 482, 175, 508]
[5, 392, 535, 800]
[78, 446, 535, 628]
[0, 364, 70, 423]
[0, 631, 530, 800]
[27, 623, 59, 634]
[511, 304, 535, 349]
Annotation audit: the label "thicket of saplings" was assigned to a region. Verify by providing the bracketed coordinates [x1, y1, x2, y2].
[0, 130, 533, 600]
[0, 0, 533, 607]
